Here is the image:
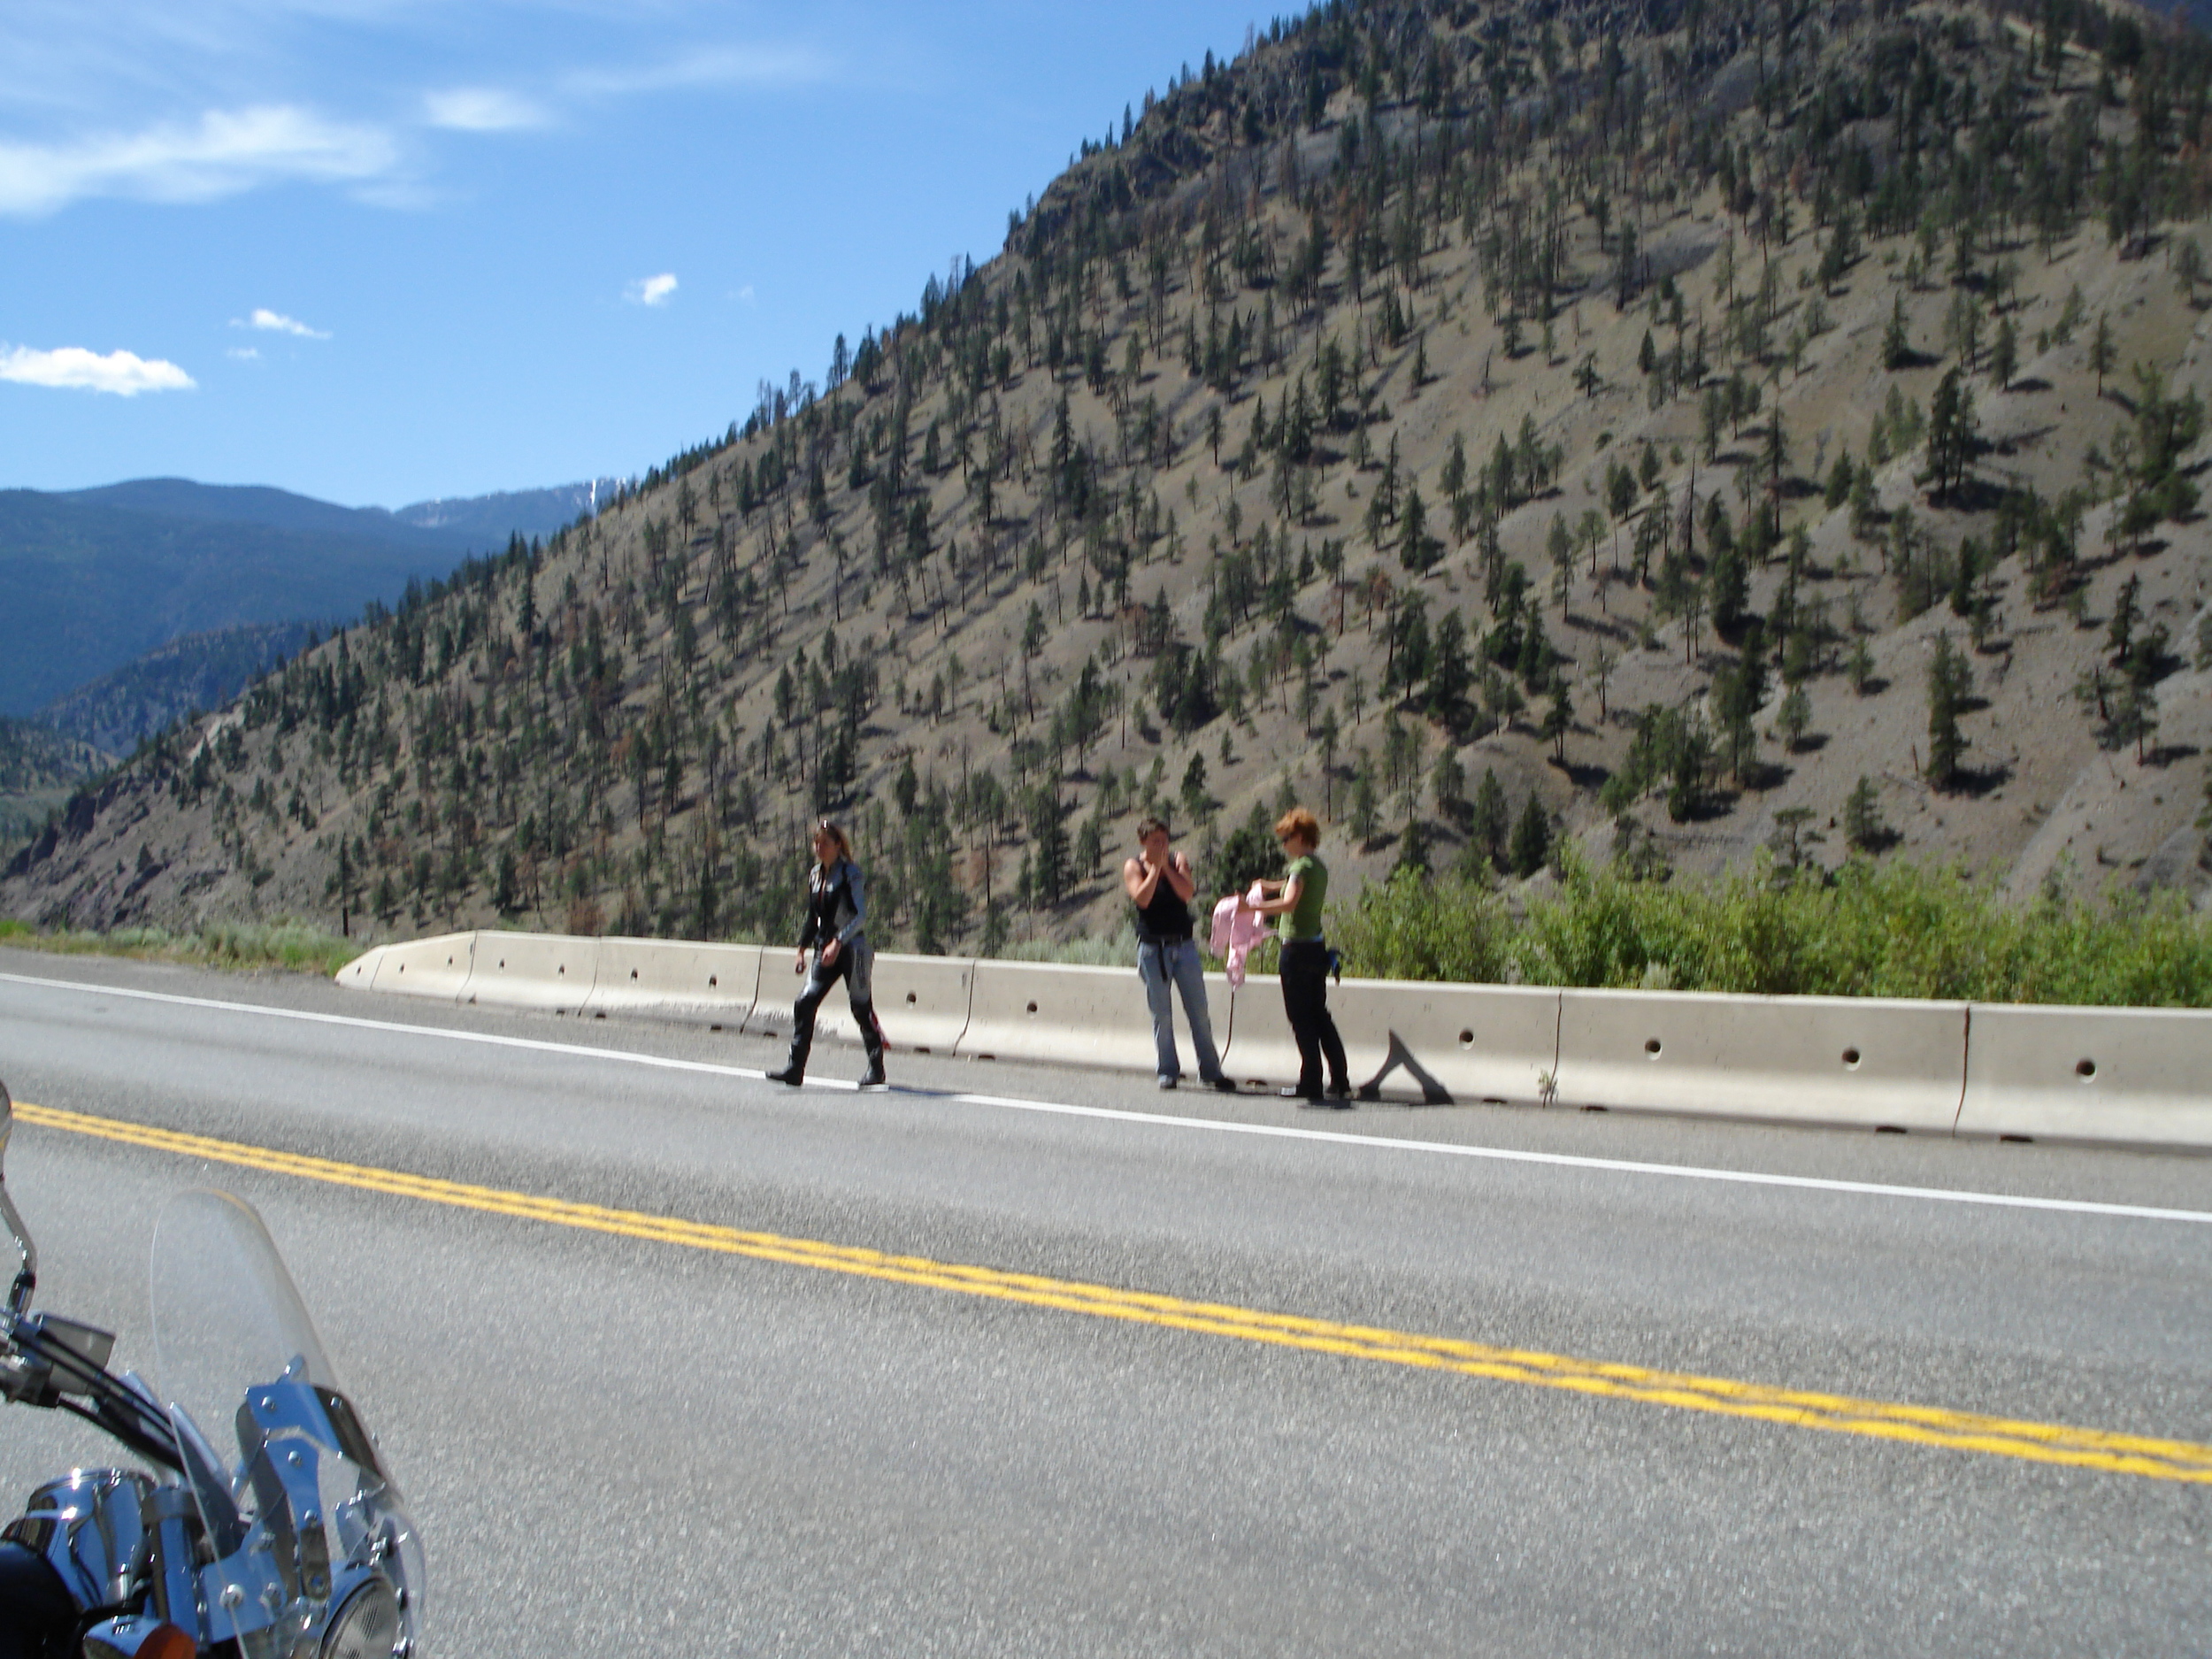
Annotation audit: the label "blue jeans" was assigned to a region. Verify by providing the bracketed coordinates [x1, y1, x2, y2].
[1138, 938, 1224, 1083]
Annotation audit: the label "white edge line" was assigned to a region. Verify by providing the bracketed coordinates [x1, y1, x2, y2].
[4, 970, 2209, 1227]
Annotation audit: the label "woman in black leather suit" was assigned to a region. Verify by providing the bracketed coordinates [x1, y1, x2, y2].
[766, 819, 887, 1087]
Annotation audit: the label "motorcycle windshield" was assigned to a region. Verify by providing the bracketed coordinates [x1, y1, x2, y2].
[150, 1189, 339, 1433]
[150, 1190, 426, 1655]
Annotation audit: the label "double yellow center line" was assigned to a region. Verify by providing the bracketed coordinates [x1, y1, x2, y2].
[19, 1100, 2212, 1484]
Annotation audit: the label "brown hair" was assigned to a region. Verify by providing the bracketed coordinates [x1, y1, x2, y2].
[1273, 807, 1322, 849]
[1136, 815, 1171, 842]
[812, 818, 852, 862]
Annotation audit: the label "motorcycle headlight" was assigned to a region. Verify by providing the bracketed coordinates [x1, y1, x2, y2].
[321, 1575, 403, 1659]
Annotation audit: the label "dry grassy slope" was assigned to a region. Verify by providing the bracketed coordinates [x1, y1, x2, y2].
[8, 0, 2212, 949]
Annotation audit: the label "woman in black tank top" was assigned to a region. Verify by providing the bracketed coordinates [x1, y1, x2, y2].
[1136, 868, 1194, 941]
[1123, 816, 1232, 1091]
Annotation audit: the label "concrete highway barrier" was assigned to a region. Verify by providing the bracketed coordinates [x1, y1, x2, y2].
[1225, 978, 1562, 1106]
[1957, 1002, 2212, 1148]
[1552, 990, 1969, 1132]
[464, 931, 600, 1014]
[870, 954, 976, 1054]
[358, 932, 475, 1002]
[334, 950, 380, 993]
[959, 960, 1156, 1070]
[580, 938, 761, 1028]
[336, 931, 2212, 1148]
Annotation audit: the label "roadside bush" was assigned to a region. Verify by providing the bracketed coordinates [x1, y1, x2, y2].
[0, 918, 360, 978]
[1331, 854, 2212, 1007]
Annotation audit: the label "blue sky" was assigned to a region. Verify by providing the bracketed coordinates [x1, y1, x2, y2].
[0, 1, 1270, 509]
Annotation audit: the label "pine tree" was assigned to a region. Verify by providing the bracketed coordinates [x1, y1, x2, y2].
[1883, 290, 1912, 369]
[1847, 636, 1875, 695]
[1843, 775, 1886, 851]
[1542, 679, 1574, 762]
[1926, 631, 1970, 789]
[1990, 315, 2018, 393]
[1509, 792, 1550, 877]
[1432, 747, 1467, 826]
[1924, 369, 1978, 499]
[1027, 787, 1071, 907]
[1778, 685, 1811, 751]
[1708, 543, 1749, 636]
[1348, 751, 1380, 848]
[1471, 767, 1509, 868]
[1399, 485, 1433, 572]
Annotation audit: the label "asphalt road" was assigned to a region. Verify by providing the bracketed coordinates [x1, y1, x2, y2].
[0, 943, 2208, 1655]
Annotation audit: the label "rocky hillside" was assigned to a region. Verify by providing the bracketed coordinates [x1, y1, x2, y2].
[11, 0, 2212, 956]
[0, 718, 107, 850]
[36, 622, 319, 755]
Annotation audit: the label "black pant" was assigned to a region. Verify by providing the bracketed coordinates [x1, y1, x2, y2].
[1280, 939, 1348, 1095]
[783, 939, 884, 1078]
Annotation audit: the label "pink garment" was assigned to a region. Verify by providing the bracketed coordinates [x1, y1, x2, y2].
[1210, 895, 1271, 988]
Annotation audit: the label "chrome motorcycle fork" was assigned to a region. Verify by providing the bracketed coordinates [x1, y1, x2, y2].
[144, 1484, 204, 1636]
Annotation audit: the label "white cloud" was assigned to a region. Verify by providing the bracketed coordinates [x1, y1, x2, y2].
[565, 44, 828, 99]
[0, 343, 194, 396]
[627, 272, 677, 307]
[733, 284, 755, 304]
[226, 345, 259, 361]
[423, 86, 547, 133]
[235, 306, 328, 338]
[0, 104, 396, 216]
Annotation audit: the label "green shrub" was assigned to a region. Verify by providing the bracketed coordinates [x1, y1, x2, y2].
[1333, 867, 1515, 985]
[1330, 854, 2212, 1007]
[0, 919, 362, 979]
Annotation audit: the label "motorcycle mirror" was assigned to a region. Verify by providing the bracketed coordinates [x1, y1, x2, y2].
[0, 1079, 35, 1318]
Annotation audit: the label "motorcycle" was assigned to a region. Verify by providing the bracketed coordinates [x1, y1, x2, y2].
[0, 1079, 426, 1657]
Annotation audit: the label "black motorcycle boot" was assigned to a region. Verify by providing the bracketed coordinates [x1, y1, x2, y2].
[856, 1002, 887, 1087]
[767, 1023, 811, 1086]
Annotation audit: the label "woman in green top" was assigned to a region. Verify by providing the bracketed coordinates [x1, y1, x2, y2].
[1242, 806, 1350, 1105]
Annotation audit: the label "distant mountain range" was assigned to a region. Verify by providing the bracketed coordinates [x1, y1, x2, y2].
[0, 474, 614, 720]
[36, 620, 318, 755]
[392, 481, 621, 545]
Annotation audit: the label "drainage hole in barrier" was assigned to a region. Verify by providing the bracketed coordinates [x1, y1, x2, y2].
[557, 965, 565, 975]
[915, 1045, 932, 1054]
[906, 992, 918, 1003]
[1841, 1047, 1862, 1068]
[1875, 1125, 1907, 1135]
[1582, 1103, 1609, 1113]
[1644, 1039, 1662, 1056]
[709, 1024, 723, 1033]
[1026, 1001, 1039, 1014]
[1458, 1028, 1474, 1045]
[2075, 1058, 2098, 1079]
[2001, 1133, 2035, 1143]
[498, 959, 507, 970]
[709, 975, 718, 987]
[446, 956, 453, 966]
